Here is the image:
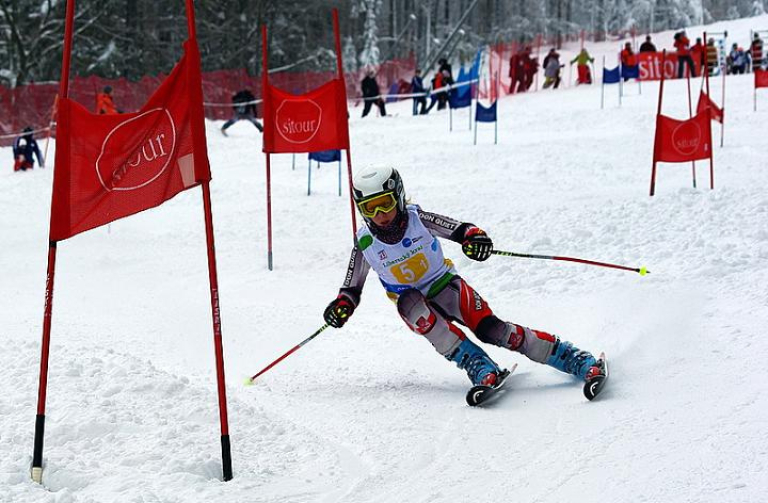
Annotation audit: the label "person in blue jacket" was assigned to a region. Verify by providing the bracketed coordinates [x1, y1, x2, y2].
[13, 127, 44, 172]
[411, 69, 427, 115]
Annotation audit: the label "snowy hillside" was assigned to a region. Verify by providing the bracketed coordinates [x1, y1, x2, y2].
[2, 16, 768, 503]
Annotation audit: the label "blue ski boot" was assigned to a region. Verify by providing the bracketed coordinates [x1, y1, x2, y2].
[546, 338, 597, 380]
[448, 338, 501, 386]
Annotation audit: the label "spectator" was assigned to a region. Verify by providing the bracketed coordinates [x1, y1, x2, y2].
[221, 89, 263, 136]
[424, 71, 444, 113]
[751, 32, 764, 70]
[542, 51, 563, 89]
[706, 38, 719, 75]
[523, 54, 539, 91]
[437, 57, 453, 83]
[542, 48, 557, 74]
[674, 30, 696, 78]
[361, 71, 387, 118]
[639, 35, 657, 53]
[512, 47, 532, 93]
[13, 127, 44, 172]
[620, 42, 638, 81]
[570, 48, 594, 84]
[96, 85, 119, 115]
[508, 50, 520, 93]
[728, 44, 748, 74]
[620, 42, 637, 66]
[691, 37, 706, 68]
[437, 69, 452, 110]
[411, 69, 427, 115]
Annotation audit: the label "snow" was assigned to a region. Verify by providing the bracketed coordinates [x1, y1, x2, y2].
[2, 15, 768, 503]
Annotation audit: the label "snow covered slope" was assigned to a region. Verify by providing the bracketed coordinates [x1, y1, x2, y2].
[2, 15, 768, 503]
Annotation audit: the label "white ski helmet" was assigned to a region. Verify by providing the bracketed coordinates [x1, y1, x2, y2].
[352, 167, 406, 223]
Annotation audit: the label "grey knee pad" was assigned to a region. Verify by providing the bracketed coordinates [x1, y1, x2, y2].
[397, 289, 462, 356]
[397, 289, 435, 333]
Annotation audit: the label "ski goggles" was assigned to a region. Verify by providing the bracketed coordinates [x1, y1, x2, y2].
[357, 192, 398, 218]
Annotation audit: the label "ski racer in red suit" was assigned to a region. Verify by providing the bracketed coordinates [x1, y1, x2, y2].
[323, 167, 606, 389]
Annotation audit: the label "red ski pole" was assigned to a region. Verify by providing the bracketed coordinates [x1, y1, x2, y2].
[492, 250, 649, 275]
[245, 324, 330, 384]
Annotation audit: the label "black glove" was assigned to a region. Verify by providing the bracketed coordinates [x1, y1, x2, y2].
[323, 296, 355, 328]
[462, 227, 493, 261]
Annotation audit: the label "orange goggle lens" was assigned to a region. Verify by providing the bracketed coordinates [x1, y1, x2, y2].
[357, 192, 398, 218]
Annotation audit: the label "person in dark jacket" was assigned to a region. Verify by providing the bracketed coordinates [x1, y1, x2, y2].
[13, 127, 44, 172]
[411, 69, 427, 115]
[361, 71, 387, 118]
[221, 89, 263, 136]
[639, 35, 657, 53]
[437, 57, 453, 83]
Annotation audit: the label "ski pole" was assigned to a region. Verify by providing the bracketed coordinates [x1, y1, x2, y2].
[245, 324, 330, 385]
[492, 250, 649, 275]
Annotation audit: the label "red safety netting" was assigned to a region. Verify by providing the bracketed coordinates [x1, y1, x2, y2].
[0, 54, 417, 147]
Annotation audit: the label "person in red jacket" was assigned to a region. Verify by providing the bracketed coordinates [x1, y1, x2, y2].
[96, 86, 119, 115]
[690, 37, 706, 68]
[508, 52, 519, 93]
[674, 31, 696, 78]
[620, 42, 637, 67]
[523, 54, 539, 91]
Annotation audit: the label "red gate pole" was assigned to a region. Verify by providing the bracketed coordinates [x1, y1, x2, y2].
[200, 183, 233, 480]
[262, 25, 275, 269]
[31, 0, 76, 484]
[333, 8, 358, 237]
[686, 65, 696, 188]
[185, 0, 233, 481]
[650, 50, 667, 197]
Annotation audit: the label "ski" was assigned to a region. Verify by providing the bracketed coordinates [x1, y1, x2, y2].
[583, 352, 609, 401]
[466, 363, 517, 407]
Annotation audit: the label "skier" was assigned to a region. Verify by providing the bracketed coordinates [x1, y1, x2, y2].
[221, 89, 263, 136]
[570, 48, 594, 84]
[322, 166, 606, 394]
[13, 127, 44, 172]
[361, 71, 387, 118]
[542, 51, 563, 89]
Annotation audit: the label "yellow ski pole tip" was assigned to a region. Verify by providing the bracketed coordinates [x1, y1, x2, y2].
[243, 377, 254, 386]
[639, 267, 648, 276]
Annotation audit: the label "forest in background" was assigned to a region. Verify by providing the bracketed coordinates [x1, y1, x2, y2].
[1, 0, 767, 87]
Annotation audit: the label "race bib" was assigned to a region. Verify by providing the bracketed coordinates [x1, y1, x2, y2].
[389, 253, 430, 284]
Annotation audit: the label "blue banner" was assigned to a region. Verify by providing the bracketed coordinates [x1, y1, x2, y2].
[475, 101, 497, 123]
[468, 48, 483, 82]
[603, 66, 621, 84]
[450, 68, 471, 109]
[450, 89, 471, 108]
[621, 65, 639, 79]
[309, 149, 341, 163]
